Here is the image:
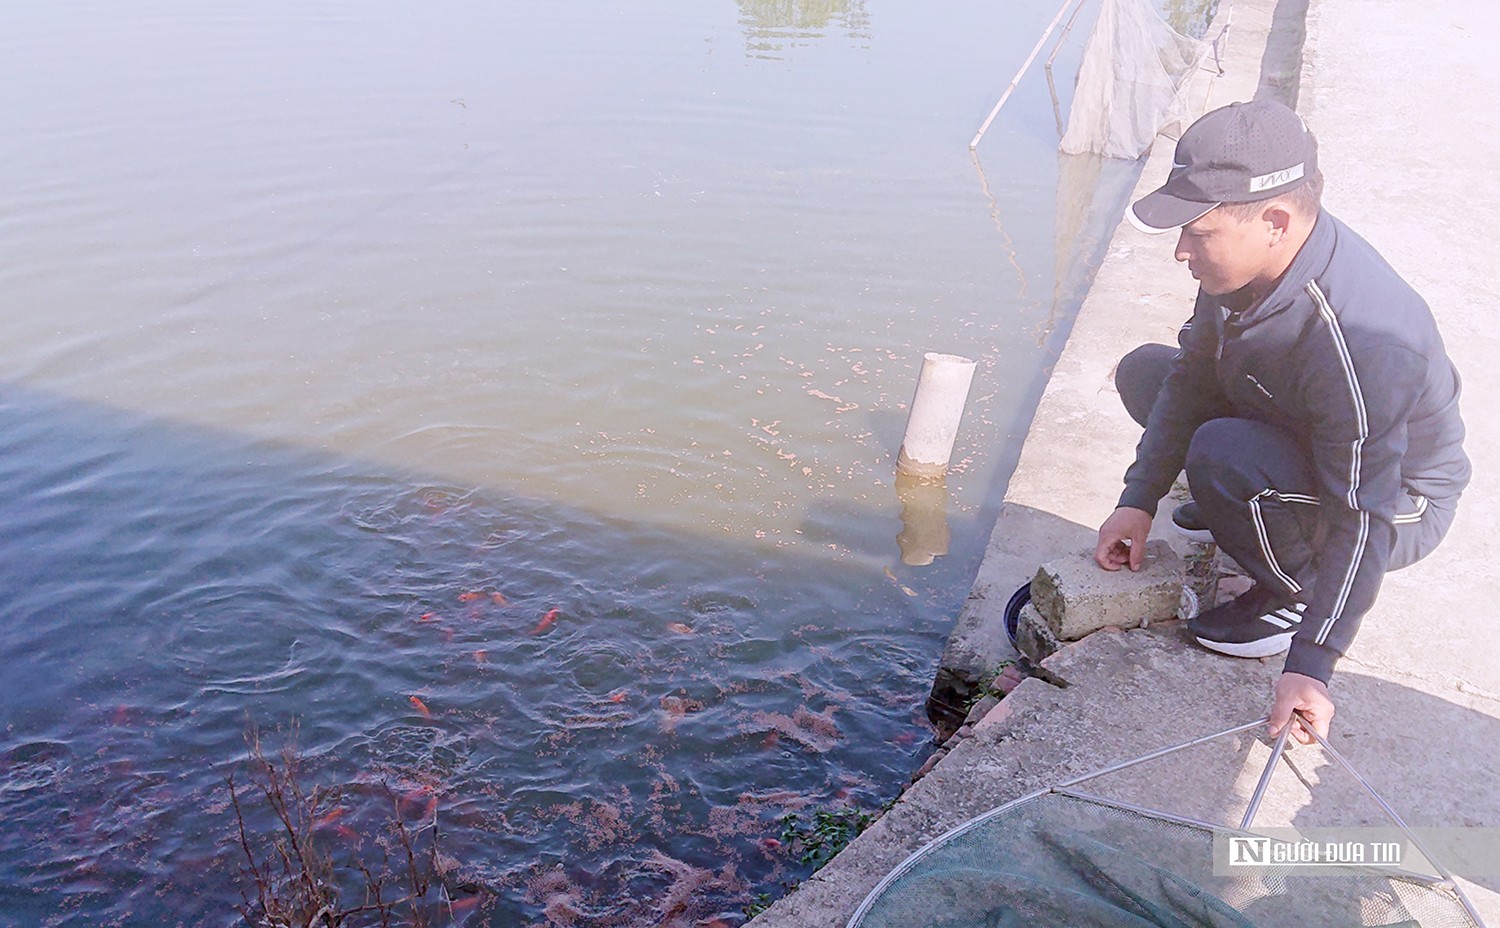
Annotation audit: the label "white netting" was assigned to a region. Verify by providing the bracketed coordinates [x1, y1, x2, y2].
[1060, 0, 1215, 159]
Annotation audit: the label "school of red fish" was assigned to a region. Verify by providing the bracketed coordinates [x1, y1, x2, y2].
[399, 591, 704, 731]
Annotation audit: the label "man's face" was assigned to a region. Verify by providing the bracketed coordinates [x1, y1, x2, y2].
[1173, 207, 1273, 295]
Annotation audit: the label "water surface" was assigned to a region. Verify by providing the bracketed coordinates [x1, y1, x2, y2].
[0, 0, 1150, 923]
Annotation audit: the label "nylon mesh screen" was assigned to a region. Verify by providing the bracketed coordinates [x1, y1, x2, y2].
[1060, 0, 1214, 159]
[851, 792, 1478, 928]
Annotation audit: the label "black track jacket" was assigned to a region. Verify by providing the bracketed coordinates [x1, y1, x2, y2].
[1118, 210, 1470, 682]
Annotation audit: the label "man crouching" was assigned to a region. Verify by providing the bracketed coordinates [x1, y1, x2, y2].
[1094, 100, 1470, 744]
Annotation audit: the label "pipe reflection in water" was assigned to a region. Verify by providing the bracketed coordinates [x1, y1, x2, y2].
[895, 473, 951, 567]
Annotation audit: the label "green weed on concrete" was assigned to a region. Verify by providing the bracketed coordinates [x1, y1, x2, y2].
[777, 807, 875, 867]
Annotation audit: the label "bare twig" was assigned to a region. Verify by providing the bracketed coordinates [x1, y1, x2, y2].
[227, 723, 463, 928]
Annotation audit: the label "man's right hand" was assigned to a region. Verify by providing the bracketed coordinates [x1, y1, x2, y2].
[1095, 506, 1153, 572]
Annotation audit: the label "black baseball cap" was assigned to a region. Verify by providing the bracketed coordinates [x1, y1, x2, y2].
[1128, 99, 1317, 234]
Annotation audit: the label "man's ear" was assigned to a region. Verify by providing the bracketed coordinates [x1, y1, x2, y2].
[1263, 203, 1293, 244]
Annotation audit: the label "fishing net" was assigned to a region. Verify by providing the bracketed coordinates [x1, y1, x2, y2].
[849, 721, 1485, 928]
[1060, 0, 1217, 160]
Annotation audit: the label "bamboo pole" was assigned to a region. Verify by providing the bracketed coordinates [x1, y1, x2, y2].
[969, 0, 1091, 151]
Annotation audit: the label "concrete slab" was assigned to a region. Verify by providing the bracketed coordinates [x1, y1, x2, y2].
[1014, 601, 1061, 665]
[756, 626, 1500, 926]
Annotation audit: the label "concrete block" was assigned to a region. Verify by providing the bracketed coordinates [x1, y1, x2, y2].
[1030, 540, 1184, 641]
[1014, 602, 1061, 664]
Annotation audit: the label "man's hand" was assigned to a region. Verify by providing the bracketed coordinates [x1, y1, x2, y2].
[1268, 672, 1334, 745]
[1095, 507, 1153, 572]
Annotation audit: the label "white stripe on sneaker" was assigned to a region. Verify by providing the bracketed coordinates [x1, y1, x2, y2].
[1195, 631, 1295, 659]
[1259, 613, 1292, 629]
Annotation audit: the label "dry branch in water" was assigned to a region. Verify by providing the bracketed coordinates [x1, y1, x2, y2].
[227, 724, 480, 928]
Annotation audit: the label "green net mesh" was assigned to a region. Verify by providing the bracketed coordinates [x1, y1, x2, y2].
[851, 791, 1479, 928]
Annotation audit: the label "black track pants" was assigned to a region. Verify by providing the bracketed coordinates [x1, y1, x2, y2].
[1115, 344, 1455, 598]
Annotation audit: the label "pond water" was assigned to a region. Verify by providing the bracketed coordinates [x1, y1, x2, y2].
[0, 1, 1159, 924]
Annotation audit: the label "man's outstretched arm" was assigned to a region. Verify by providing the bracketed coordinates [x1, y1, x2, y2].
[1117, 294, 1229, 518]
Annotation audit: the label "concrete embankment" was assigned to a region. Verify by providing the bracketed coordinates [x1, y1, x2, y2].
[748, 0, 1500, 924]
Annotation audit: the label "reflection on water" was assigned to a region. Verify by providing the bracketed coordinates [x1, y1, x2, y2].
[737, 0, 871, 58]
[1054, 150, 1150, 314]
[895, 474, 951, 567]
[969, 147, 1145, 350]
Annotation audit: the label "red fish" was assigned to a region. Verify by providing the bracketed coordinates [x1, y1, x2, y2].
[314, 808, 346, 828]
[111, 705, 129, 726]
[419, 612, 439, 623]
[489, 591, 509, 606]
[450, 895, 480, 913]
[458, 591, 483, 603]
[400, 785, 430, 807]
[409, 695, 433, 719]
[608, 690, 628, 703]
[334, 824, 358, 842]
[399, 785, 432, 818]
[532, 608, 560, 635]
[667, 622, 694, 635]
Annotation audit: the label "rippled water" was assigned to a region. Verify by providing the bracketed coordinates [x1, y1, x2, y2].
[0, 0, 1151, 924]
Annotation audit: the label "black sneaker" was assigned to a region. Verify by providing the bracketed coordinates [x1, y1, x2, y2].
[1188, 584, 1305, 659]
[1172, 501, 1215, 544]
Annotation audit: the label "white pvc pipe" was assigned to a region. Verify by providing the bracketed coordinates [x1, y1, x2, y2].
[897, 352, 977, 477]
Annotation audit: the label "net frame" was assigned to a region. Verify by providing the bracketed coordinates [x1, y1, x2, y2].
[848, 717, 1487, 927]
